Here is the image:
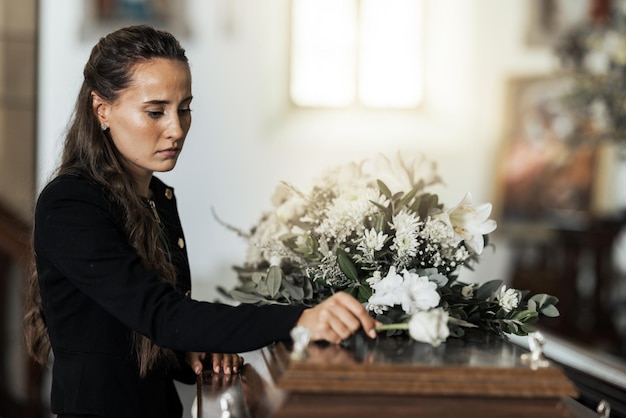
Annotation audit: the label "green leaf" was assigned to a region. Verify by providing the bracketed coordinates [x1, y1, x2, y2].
[358, 284, 373, 303]
[399, 182, 421, 207]
[230, 290, 267, 305]
[302, 277, 313, 299]
[531, 294, 559, 307]
[377, 180, 393, 199]
[251, 272, 264, 284]
[428, 273, 449, 287]
[513, 310, 539, 322]
[266, 266, 283, 298]
[540, 305, 560, 318]
[281, 278, 305, 301]
[373, 212, 389, 233]
[519, 323, 536, 334]
[475, 280, 503, 300]
[337, 249, 359, 281]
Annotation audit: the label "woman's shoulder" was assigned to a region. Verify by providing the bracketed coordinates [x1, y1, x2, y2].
[37, 173, 108, 204]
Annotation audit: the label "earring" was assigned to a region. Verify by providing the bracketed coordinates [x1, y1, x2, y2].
[100, 123, 108, 132]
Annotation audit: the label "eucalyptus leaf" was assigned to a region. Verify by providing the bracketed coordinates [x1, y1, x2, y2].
[266, 266, 283, 298]
[240, 281, 258, 293]
[531, 294, 559, 307]
[513, 310, 538, 322]
[256, 279, 269, 297]
[428, 273, 449, 287]
[282, 278, 305, 301]
[475, 280, 503, 300]
[251, 272, 264, 284]
[540, 305, 560, 318]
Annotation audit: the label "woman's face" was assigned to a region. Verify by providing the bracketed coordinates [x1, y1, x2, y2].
[95, 58, 193, 191]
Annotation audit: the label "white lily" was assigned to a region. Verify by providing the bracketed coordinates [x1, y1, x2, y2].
[447, 192, 497, 255]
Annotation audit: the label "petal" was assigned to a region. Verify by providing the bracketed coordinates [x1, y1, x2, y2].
[465, 234, 485, 254]
[479, 219, 497, 235]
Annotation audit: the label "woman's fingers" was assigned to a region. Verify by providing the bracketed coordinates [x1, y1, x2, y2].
[212, 353, 244, 374]
[296, 292, 379, 343]
[186, 351, 206, 375]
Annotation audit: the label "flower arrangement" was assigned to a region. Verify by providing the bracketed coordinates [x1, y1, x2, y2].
[218, 153, 559, 346]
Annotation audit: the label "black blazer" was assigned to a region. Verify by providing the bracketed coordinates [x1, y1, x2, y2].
[34, 174, 305, 418]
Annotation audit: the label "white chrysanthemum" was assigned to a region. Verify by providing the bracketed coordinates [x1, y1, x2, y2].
[356, 228, 388, 264]
[316, 186, 380, 244]
[497, 285, 519, 313]
[390, 211, 421, 266]
[420, 216, 460, 248]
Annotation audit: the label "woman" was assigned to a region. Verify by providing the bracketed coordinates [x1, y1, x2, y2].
[24, 25, 377, 418]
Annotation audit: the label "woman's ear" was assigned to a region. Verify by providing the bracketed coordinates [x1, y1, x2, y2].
[91, 92, 110, 126]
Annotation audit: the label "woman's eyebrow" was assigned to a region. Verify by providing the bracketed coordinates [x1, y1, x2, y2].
[143, 96, 193, 105]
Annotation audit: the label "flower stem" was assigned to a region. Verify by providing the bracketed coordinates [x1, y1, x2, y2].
[376, 323, 409, 331]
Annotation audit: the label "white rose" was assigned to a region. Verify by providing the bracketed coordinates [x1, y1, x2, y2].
[408, 308, 450, 347]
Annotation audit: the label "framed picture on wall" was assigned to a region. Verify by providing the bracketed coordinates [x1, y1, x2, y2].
[495, 74, 599, 229]
[81, 0, 190, 39]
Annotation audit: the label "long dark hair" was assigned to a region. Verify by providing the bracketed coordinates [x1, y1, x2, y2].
[24, 25, 190, 376]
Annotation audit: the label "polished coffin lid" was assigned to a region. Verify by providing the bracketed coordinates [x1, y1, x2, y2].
[196, 331, 585, 418]
[265, 330, 579, 398]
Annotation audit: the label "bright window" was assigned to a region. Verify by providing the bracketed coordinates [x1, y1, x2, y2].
[290, 0, 425, 109]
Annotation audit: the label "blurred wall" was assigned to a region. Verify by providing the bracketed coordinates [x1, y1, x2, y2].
[36, 0, 559, 301]
[0, 0, 37, 219]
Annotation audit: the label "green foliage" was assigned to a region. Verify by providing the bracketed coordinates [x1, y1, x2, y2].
[220, 153, 560, 343]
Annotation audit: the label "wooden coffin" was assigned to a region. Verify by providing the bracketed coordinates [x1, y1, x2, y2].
[196, 331, 589, 418]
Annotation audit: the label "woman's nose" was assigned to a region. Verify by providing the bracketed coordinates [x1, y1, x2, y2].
[165, 114, 186, 140]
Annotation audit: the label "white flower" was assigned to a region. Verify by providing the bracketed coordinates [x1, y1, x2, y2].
[316, 185, 380, 244]
[408, 308, 450, 347]
[400, 269, 440, 314]
[497, 285, 519, 313]
[361, 228, 387, 252]
[447, 192, 497, 255]
[419, 216, 458, 247]
[461, 285, 474, 300]
[390, 211, 421, 265]
[367, 267, 440, 315]
[365, 270, 383, 286]
[356, 228, 388, 264]
[367, 266, 404, 308]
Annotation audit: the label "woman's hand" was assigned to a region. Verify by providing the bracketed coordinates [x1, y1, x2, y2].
[187, 352, 244, 375]
[295, 291, 379, 344]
